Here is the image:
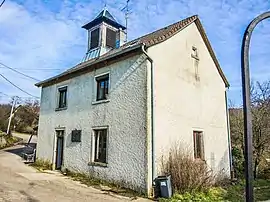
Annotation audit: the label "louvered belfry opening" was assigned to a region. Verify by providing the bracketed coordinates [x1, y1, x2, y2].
[81, 8, 127, 62]
[90, 28, 100, 49]
[106, 28, 117, 48]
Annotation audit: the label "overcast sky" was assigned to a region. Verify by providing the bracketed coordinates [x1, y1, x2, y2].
[0, 0, 269, 105]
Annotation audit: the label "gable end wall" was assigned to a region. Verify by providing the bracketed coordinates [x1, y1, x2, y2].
[148, 22, 230, 175]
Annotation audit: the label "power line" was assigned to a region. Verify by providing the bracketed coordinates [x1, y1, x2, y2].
[0, 67, 63, 71]
[0, 92, 39, 100]
[0, 0, 6, 8]
[0, 91, 9, 97]
[0, 62, 40, 82]
[0, 73, 39, 98]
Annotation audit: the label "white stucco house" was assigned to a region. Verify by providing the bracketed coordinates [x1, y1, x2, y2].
[35, 9, 231, 195]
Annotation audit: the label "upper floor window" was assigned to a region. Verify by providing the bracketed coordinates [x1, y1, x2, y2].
[90, 28, 100, 49]
[58, 86, 67, 109]
[106, 28, 116, 48]
[96, 74, 109, 101]
[193, 131, 204, 160]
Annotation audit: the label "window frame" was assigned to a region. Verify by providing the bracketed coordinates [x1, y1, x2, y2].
[56, 86, 68, 110]
[91, 127, 108, 166]
[95, 74, 109, 101]
[90, 28, 100, 49]
[193, 130, 205, 160]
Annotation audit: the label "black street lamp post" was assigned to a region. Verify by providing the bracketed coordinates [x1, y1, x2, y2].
[241, 11, 270, 202]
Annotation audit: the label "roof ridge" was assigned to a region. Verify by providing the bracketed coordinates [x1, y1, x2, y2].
[125, 15, 198, 47]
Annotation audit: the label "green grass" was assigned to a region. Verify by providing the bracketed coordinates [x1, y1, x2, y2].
[161, 179, 270, 202]
[160, 187, 227, 202]
[225, 179, 270, 202]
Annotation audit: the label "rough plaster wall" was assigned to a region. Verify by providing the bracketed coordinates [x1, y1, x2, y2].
[37, 54, 148, 192]
[148, 22, 230, 175]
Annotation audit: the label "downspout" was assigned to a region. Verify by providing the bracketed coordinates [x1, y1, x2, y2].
[225, 89, 233, 178]
[141, 44, 156, 185]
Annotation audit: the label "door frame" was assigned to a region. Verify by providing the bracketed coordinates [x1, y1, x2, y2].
[53, 128, 65, 170]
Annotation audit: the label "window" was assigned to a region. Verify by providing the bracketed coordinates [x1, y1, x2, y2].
[106, 28, 116, 48]
[193, 131, 204, 160]
[96, 74, 109, 101]
[93, 129, 107, 164]
[58, 87, 67, 109]
[90, 28, 100, 49]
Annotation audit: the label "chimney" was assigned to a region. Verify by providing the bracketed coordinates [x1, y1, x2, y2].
[116, 28, 126, 48]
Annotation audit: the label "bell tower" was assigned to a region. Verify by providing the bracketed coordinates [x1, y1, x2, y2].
[81, 8, 127, 62]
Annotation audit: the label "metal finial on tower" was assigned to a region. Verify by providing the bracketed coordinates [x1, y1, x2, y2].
[103, 0, 107, 9]
[121, 0, 130, 42]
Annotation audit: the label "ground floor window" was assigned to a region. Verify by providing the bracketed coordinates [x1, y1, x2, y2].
[193, 131, 204, 160]
[93, 129, 107, 164]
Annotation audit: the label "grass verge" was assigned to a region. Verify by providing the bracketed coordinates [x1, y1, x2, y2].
[224, 179, 270, 202]
[65, 170, 144, 199]
[161, 179, 270, 202]
[0, 133, 22, 149]
[30, 158, 52, 171]
[160, 187, 226, 202]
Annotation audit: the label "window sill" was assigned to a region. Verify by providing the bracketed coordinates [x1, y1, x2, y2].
[55, 107, 67, 111]
[92, 99, 110, 105]
[88, 162, 108, 167]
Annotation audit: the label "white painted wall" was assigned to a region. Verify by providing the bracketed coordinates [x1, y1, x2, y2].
[37, 21, 230, 195]
[37, 54, 148, 192]
[148, 22, 230, 176]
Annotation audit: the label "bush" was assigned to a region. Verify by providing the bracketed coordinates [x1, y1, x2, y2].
[160, 187, 226, 202]
[161, 144, 215, 193]
[31, 158, 52, 170]
[231, 146, 244, 179]
[0, 132, 21, 149]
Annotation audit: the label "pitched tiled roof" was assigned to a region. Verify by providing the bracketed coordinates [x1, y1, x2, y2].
[81, 15, 198, 65]
[125, 15, 198, 47]
[82, 9, 126, 30]
[36, 15, 229, 87]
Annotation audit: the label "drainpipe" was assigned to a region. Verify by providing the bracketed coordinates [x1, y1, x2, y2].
[141, 44, 156, 185]
[225, 89, 233, 178]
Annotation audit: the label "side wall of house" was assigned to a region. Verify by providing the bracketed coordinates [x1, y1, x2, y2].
[148, 22, 230, 175]
[37, 54, 148, 192]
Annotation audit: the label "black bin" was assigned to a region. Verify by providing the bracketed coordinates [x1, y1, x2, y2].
[154, 175, 172, 198]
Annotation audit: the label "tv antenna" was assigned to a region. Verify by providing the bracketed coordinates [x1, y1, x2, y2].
[121, 0, 130, 42]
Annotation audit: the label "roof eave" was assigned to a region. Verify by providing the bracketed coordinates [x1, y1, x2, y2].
[82, 17, 126, 30]
[35, 43, 143, 87]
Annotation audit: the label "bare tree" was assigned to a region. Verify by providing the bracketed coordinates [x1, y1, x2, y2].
[230, 80, 270, 179]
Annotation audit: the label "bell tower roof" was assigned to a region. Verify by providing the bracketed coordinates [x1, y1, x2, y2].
[82, 8, 126, 30]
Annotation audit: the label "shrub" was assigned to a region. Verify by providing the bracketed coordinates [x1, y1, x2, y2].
[231, 146, 244, 179]
[160, 187, 226, 202]
[31, 158, 52, 170]
[161, 144, 215, 193]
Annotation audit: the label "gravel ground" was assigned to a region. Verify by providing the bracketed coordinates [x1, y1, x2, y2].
[0, 134, 149, 202]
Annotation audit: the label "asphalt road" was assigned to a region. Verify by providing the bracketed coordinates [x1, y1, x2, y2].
[0, 134, 149, 202]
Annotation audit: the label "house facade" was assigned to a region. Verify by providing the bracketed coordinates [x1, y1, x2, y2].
[36, 9, 231, 195]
